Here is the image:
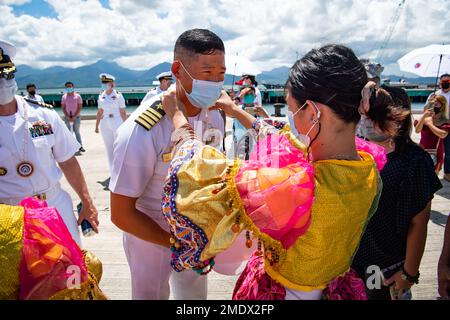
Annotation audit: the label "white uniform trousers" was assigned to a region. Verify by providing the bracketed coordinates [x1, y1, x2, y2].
[100, 115, 123, 173]
[123, 232, 208, 300]
[47, 188, 82, 246]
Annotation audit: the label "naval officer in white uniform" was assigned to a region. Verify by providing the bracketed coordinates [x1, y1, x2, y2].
[95, 73, 127, 173]
[109, 29, 227, 300]
[141, 71, 173, 104]
[0, 40, 99, 245]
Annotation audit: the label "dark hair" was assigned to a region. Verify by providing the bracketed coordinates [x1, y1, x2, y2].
[174, 29, 225, 58]
[366, 87, 410, 136]
[65, 81, 74, 87]
[26, 83, 36, 90]
[245, 75, 258, 86]
[286, 44, 407, 133]
[440, 73, 450, 80]
[286, 44, 368, 124]
[380, 86, 416, 152]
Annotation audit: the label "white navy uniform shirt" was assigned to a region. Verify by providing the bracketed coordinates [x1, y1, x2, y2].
[24, 94, 45, 104]
[109, 93, 225, 231]
[0, 96, 80, 199]
[142, 86, 164, 104]
[98, 89, 126, 116]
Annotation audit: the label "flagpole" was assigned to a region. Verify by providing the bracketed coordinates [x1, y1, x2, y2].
[434, 54, 443, 93]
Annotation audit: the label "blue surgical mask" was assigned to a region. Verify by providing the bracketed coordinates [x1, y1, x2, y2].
[66, 87, 74, 93]
[178, 62, 223, 109]
[101, 83, 109, 91]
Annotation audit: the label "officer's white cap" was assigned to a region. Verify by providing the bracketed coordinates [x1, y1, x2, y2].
[156, 71, 172, 80]
[99, 73, 115, 82]
[0, 40, 16, 60]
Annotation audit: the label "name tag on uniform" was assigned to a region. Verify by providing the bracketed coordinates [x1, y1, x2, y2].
[162, 147, 174, 162]
[29, 120, 54, 138]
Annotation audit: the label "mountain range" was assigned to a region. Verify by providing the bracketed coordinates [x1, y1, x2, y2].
[14, 60, 436, 89]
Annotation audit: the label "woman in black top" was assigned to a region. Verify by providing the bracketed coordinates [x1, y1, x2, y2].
[352, 86, 443, 300]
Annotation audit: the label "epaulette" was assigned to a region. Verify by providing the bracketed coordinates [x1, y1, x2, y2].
[135, 100, 165, 131]
[24, 97, 53, 109]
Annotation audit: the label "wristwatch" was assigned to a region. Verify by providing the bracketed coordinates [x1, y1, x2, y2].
[401, 266, 420, 284]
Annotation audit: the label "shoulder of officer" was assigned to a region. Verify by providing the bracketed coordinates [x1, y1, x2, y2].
[134, 99, 166, 131]
[23, 97, 54, 109]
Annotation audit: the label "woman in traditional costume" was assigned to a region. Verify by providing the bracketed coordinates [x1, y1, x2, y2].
[160, 45, 406, 300]
[0, 197, 106, 300]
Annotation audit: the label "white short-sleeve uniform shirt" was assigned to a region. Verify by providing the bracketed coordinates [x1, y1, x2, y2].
[142, 87, 163, 104]
[109, 94, 225, 230]
[0, 96, 80, 200]
[98, 89, 126, 116]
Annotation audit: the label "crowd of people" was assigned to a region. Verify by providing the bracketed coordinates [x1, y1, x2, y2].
[0, 28, 449, 300]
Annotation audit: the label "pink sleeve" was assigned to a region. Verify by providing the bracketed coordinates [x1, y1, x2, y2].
[77, 94, 83, 104]
[61, 94, 66, 104]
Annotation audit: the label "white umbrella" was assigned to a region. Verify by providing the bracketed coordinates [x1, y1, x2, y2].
[398, 44, 450, 79]
[225, 54, 261, 76]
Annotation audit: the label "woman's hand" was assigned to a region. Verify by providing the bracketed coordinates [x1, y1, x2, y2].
[162, 88, 188, 129]
[240, 87, 252, 96]
[384, 271, 413, 290]
[162, 88, 183, 118]
[210, 90, 241, 117]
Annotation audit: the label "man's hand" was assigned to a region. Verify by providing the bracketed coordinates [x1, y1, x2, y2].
[210, 90, 240, 117]
[78, 200, 99, 233]
[95, 127, 99, 133]
[438, 264, 450, 299]
[384, 271, 413, 290]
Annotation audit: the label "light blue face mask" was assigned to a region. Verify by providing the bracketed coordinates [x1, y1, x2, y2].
[178, 62, 224, 109]
[101, 83, 109, 91]
[66, 87, 74, 93]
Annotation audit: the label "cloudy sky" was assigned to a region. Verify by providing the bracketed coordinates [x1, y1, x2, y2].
[0, 0, 448, 75]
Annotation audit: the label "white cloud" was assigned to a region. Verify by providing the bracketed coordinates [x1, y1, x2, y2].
[0, 0, 448, 75]
[0, 0, 31, 5]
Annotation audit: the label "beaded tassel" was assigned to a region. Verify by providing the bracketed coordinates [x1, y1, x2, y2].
[231, 214, 241, 233]
[255, 239, 263, 256]
[245, 230, 253, 248]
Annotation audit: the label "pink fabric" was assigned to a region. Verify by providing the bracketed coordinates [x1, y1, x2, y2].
[233, 253, 367, 300]
[355, 136, 387, 171]
[18, 197, 87, 300]
[232, 253, 286, 300]
[323, 269, 367, 300]
[62, 93, 82, 116]
[235, 134, 315, 249]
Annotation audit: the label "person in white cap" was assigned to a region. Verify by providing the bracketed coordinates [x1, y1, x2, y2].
[238, 73, 262, 106]
[109, 29, 226, 300]
[0, 40, 99, 245]
[141, 71, 173, 103]
[95, 73, 127, 174]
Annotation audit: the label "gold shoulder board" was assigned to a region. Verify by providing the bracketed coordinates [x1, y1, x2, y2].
[135, 100, 166, 131]
[24, 97, 54, 109]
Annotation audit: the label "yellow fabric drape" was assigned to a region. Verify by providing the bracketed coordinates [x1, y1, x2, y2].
[0, 204, 24, 300]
